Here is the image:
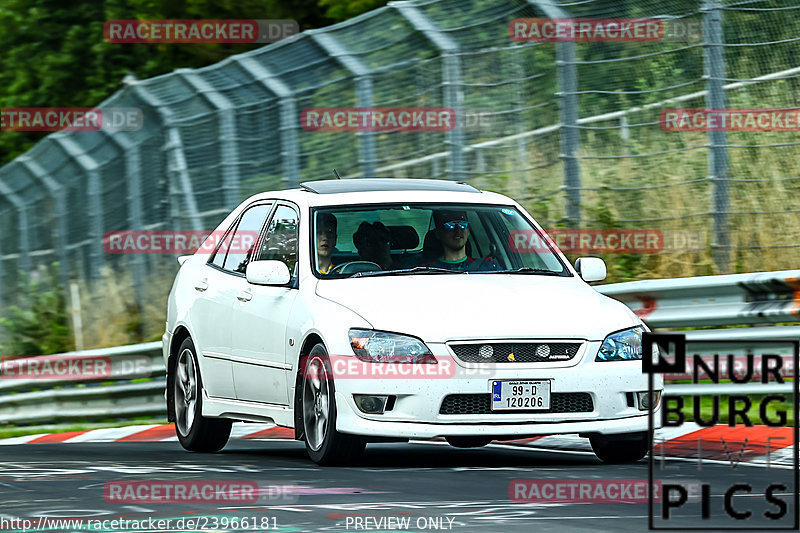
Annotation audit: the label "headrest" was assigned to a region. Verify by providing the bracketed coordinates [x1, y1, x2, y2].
[388, 225, 420, 250]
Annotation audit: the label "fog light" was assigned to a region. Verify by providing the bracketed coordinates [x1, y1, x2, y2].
[354, 395, 388, 414]
[636, 390, 662, 411]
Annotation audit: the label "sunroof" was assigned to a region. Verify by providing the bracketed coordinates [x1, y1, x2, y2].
[300, 178, 480, 194]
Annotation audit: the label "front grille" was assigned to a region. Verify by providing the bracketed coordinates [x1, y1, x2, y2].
[439, 393, 594, 415]
[449, 342, 581, 363]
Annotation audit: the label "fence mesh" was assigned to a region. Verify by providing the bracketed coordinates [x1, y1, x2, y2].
[1, 0, 799, 331]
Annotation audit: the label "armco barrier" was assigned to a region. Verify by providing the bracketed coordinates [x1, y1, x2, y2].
[0, 342, 164, 425]
[0, 271, 798, 427]
[596, 269, 800, 327]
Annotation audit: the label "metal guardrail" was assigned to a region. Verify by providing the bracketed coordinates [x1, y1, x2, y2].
[0, 272, 797, 427]
[597, 271, 800, 395]
[597, 269, 800, 328]
[0, 343, 164, 425]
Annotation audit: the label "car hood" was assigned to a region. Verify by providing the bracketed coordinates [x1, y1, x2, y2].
[314, 274, 639, 343]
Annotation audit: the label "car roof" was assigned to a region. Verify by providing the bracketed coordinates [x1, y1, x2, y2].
[300, 178, 480, 194]
[240, 179, 514, 209]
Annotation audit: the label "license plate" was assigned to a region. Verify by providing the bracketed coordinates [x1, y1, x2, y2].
[491, 380, 550, 411]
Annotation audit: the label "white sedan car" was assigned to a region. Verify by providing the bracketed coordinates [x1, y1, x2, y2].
[163, 179, 663, 465]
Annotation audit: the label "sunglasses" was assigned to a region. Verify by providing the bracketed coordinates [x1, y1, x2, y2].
[442, 220, 469, 231]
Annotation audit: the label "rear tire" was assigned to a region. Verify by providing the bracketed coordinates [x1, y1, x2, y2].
[446, 437, 492, 448]
[590, 431, 650, 463]
[301, 343, 365, 465]
[170, 337, 232, 452]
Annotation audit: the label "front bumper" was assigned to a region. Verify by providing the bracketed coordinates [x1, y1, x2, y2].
[333, 341, 663, 439]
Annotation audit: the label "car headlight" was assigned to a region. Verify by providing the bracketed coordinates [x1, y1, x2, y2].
[596, 327, 644, 361]
[348, 329, 436, 363]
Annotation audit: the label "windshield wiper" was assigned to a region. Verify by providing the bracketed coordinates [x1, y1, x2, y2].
[350, 266, 464, 278]
[492, 267, 565, 276]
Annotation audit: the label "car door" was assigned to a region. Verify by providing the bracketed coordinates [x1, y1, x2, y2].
[189, 202, 273, 399]
[231, 203, 300, 405]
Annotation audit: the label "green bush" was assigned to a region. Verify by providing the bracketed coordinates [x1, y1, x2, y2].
[0, 264, 72, 356]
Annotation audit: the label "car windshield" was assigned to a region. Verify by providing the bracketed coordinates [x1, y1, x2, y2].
[311, 203, 569, 278]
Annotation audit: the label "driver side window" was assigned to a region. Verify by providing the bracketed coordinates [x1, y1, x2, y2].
[255, 205, 299, 276]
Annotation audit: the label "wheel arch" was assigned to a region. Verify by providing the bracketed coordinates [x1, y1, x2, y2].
[293, 332, 325, 439]
[166, 325, 192, 422]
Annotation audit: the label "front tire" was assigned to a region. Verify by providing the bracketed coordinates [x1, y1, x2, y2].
[590, 431, 650, 463]
[301, 343, 365, 465]
[171, 337, 232, 452]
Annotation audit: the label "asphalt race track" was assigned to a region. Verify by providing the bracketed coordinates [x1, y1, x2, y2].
[0, 439, 793, 532]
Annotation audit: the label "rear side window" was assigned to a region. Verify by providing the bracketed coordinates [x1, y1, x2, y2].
[209, 227, 234, 269]
[256, 205, 300, 276]
[219, 203, 272, 274]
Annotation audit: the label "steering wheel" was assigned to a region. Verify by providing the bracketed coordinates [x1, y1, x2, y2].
[329, 261, 382, 275]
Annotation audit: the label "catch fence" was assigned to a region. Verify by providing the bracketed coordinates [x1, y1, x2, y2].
[1, 0, 799, 322]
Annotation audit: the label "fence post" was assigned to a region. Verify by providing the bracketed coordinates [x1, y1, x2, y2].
[528, 0, 581, 228]
[235, 56, 300, 188]
[130, 83, 203, 232]
[0, 223, 3, 302]
[17, 157, 69, 289]
[0, 182, 29, 284]
[511, 44, 530, 197]
[310, 32, 377, 179]
[102, 128, 146, 322]
[177, 70, 242, 209]
[704, 0, 730, 273]
[53, 136, 104, 280]
[393, 2, 464, 182]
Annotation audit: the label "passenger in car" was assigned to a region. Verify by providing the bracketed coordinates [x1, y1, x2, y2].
[316, 212, 338, 274]
[353, 221, 393, 270]
[423, 210, 500, 271]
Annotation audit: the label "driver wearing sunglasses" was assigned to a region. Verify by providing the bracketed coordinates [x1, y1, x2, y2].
[423, 209, 500, 272]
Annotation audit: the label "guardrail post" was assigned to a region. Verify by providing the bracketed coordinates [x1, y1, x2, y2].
[704, 0, 730, 273]
[53, 136, 104, 280]
[392, 2, 464, 182]
[130, 83, 203, 232]
[310, 32, 377, 179]
[234, 56, 300, 188]
[528, 0, 581, 228]
[177, 70, 242, 209]
[17, 157, 69, 289]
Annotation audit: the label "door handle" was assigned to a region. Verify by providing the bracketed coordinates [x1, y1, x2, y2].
[194, 279, 209, 292]
[237, 290, 253, 302]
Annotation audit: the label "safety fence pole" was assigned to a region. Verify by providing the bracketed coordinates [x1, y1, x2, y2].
[704, 0, 731, 273]
[528, 0, 581, 228]
[393, 2, 465, 182]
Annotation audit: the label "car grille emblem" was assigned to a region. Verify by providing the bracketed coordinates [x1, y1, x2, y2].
[478, 345, 494, 359]
[536, 344, 551, 359]
[507, 352, 515, 362]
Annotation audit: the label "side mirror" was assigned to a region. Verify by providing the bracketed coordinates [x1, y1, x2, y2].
[246, 260, 291, 286]
[574, 257, 607, 282]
